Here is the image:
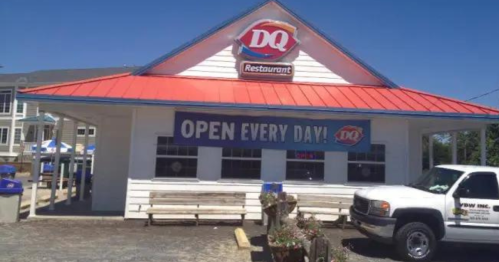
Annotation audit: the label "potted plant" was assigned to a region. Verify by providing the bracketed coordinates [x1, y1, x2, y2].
[259, 192, 297, 216]
[268, 223, 305, 262]
[295, 215, 324, 241]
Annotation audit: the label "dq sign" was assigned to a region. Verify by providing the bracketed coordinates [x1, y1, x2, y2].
[237, 19, 299, 60]
[335, 126, 365, 146]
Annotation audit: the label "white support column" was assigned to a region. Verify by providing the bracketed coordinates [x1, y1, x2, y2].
[79, 124, 89, 201]
[66, 121, 78, 205]
[429, 135, 434, 168]
[49, 116, 64, 210]
[59, 163, 65, 196]
[451, 132, 458, 164]
[28, 111, 44, 218]
[480, 127, 487, 166]
[8, 87, 18, 155]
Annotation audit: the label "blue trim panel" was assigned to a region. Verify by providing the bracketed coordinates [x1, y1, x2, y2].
[132, 0, 271, 76]
[17, 93, 499, 121]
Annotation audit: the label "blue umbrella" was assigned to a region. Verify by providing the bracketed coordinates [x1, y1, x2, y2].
[32, 139, 73, 153]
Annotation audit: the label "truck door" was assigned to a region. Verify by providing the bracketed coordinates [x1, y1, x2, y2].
[445, 172, 499, 243]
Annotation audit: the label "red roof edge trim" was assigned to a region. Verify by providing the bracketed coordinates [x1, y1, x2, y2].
[18, 73, 131, 94]
[400, 87, 499, 114]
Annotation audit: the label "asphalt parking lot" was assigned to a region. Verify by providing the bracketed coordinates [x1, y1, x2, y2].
[0, 220, 498, 262]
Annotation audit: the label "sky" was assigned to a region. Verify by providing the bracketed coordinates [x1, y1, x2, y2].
[1, 0, 499, 107]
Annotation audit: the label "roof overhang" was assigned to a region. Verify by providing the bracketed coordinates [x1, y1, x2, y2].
[17, 93, 499, 122]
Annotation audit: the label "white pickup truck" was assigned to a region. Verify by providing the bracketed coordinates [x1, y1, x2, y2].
[351, 165, 499, 262]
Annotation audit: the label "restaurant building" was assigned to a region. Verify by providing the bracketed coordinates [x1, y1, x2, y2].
[18, 0, 499, 220]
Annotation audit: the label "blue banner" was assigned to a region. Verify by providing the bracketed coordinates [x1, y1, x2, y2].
[174, 112, 371, 152]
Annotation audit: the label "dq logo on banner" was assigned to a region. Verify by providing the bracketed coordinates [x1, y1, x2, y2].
[237, 19, 299, 60]
[174, 112, 371, 152]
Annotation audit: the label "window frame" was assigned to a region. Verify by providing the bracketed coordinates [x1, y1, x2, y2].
[457, 172, 499, 200]
[14, 127, 22, 145]
[77, 126, 96, 137]
[347, 144, 386, 184]
[0, 90, 12, 115]
[221, 147, 262, 180]
[0, 127, 9, 145]
[285, 150, 326, 182]
[154, 136, 198, 179]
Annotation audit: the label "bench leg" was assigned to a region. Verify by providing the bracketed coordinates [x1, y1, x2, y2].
[195, 214, 199, 226]
[241, 214, 245, 227]
[341, 215, 346, 229]
[146, 214, 152, 227]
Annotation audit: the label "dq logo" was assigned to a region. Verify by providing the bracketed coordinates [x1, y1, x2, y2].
[236, 19, 299, 60]
[335, 126, 364, 146]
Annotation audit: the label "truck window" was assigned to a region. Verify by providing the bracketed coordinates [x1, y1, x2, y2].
[410, 167, 464, 194]
[458, 172, 499, 200]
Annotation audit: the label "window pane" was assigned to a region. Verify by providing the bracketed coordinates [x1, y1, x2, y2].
[1, 128, 8, 144]
[349, 144, 385, 163]
[348, 163, 385, 183]
[88, 128, 95, 135]
[287, 150, 324, 160]
[222, 148, 261, 159]
[459, 173, 499, 199]
[16, 103, 23, 114]
[222, 148, 231, 157]
[155, 158, 197, 178]
[221, 159, 261, 179]
[77, 128, 85, 135]
[286, 161, 324, 181]
[14, 128, 22, 144]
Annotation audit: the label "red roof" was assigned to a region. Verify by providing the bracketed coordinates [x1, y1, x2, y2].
[18, 73, 499, 119]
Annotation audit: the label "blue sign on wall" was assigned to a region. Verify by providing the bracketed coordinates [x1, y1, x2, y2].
[174, 112, 371, 152]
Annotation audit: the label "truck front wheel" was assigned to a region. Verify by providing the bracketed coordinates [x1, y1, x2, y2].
[394, 222, 436, 262]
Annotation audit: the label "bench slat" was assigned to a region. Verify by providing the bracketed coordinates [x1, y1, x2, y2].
[297, 202, 352, 209]
[150, 198, 245, 205]
[298, 195, 353, 203]
[150, 192, 246, 199]
[298, 209, 349, 216]
[146, 208, 246, 215]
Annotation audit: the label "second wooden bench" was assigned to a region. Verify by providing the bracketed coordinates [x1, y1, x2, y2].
[297, 194, 353, 229]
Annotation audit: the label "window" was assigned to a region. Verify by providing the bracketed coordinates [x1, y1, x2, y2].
[77, 127, 96, 137]
[16, 102, 24, 114]
[459, 172, 499, 200]
[348, 144, 386, 183]
[155, 136, 198, 178]
[14, 128, 22, 144]
[0, 128, 8, 145]
[286, 150, 325, 181]
[0, 90, 12, 114]
[222, 148, 261, 179]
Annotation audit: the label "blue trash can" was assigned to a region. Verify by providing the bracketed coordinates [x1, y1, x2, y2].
[0, 178, 23, 223]
[0, 165, 16, 179]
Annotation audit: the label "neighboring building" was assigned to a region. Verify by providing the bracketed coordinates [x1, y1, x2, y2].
[19, 1, 499, 221]
[0, 67, 137, 161]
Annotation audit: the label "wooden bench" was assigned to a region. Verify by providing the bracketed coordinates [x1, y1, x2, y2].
[28, 174, 71, 188]
[297, 194, 353, 229]
[144, 192, 247, 226]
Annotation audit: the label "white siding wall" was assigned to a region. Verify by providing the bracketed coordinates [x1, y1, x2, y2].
[178, 47, 350, 84]
[124, 107, 410, 220]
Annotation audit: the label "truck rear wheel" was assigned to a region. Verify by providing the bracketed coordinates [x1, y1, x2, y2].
[394, 222, 436, 262]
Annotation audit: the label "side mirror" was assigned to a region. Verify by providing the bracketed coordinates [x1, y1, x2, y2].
[453, 187, 467, 198]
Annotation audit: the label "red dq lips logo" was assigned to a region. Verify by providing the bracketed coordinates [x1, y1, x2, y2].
[236, 19, 299, 60]
[335, 126, 364, 146]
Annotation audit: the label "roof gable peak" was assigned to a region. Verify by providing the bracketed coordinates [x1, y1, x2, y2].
[133, 0, 397, 88]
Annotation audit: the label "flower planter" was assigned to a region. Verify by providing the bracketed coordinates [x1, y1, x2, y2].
[263, 200, 297, 216]
[268, 238, 305, 262]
